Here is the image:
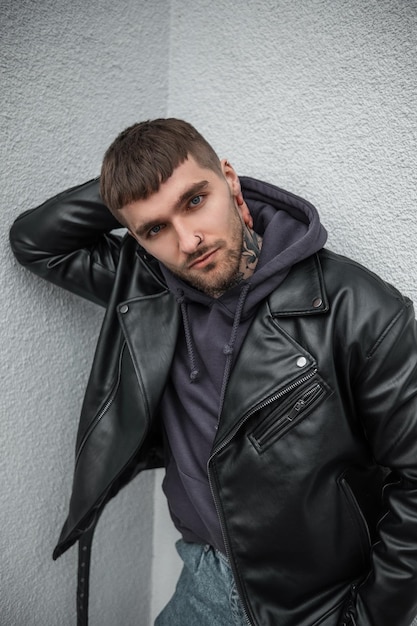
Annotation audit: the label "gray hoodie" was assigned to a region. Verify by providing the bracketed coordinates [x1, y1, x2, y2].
[158, 176, 328, 552]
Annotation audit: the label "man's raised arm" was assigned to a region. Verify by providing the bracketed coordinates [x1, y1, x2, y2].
[9, 178, 123, 307]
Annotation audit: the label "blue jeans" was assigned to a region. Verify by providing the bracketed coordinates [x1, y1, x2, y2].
[154, 540, 248, 626]
[154, 541, 417, 626]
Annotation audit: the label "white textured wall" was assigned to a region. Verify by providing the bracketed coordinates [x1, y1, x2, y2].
[2, 1, 169, 625]
[152, 0, 417, 620]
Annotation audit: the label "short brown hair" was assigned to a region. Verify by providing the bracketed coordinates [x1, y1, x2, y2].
[100, 118, 222, 214]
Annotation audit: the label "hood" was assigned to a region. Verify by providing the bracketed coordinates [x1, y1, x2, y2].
[240, 175, 327, 303]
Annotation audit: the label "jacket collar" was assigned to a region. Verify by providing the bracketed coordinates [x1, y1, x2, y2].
[268, 252, 328, 317]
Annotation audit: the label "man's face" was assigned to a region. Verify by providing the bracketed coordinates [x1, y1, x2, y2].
[120, 156, 251, 297]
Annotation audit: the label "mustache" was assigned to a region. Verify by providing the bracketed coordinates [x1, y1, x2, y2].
[187, 246, 213, 263]
[185, 241, 225, 267]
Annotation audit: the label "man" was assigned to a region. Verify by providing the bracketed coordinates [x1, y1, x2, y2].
[10, 118, 417, 626]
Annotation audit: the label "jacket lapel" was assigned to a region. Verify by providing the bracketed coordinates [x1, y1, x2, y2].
[118, 290, 181, 417]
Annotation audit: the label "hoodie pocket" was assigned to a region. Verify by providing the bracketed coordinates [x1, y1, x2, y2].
[249, 379, 328, 453]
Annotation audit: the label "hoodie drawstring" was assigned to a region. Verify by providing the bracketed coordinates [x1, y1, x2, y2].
[176, 291, 200, 382]
[218, 283, 251, 414]
[176, 283, 251, 411]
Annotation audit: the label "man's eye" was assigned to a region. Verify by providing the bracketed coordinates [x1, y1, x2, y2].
[189, 195, 202, 207]
[149, 224, 164, 237]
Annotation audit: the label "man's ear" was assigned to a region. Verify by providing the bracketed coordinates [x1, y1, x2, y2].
[221, 158, 241, 196]
[221, 158, 253, 228]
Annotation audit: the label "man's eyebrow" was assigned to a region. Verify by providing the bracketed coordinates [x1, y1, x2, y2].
[135, 180, 210, 237]
[174, 180, 209, 210]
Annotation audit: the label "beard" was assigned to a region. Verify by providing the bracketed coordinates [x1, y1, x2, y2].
[171, 211, 245, 298]
[179, 242, 244, 297]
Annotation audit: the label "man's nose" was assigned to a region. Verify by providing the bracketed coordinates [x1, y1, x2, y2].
[176, 223, 202, 254]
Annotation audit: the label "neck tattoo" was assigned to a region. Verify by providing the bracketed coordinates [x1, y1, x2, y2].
[240, 226, 262, 280]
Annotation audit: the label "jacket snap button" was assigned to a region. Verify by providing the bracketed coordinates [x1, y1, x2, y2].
[296, 356, 307, 368]
[119, 304, 129, 314]
[312, 297, 322, 308]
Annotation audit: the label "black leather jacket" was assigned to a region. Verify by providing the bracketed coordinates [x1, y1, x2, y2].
[10, 178, 417, 626]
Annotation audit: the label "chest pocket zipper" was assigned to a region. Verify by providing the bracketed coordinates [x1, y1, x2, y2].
[249, 382, 325, 452]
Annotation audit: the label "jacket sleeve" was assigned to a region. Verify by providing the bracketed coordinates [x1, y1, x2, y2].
[350, 297, 417, 626]
[9, 178, 123, 307]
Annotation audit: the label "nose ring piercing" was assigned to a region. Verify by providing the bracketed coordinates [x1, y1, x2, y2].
[195, 235, 202, 244]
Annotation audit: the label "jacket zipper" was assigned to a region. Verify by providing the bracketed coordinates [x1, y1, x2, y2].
[254, 381, 323, 447]
[75, 342, 126, 467]
[207, 367, 317, 625]
[287, 382, 323, 420]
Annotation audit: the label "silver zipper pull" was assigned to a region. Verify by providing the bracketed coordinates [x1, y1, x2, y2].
[287, 384, 322, 421]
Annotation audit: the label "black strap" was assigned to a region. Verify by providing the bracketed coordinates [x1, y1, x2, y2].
[77, 522, 97, 626]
